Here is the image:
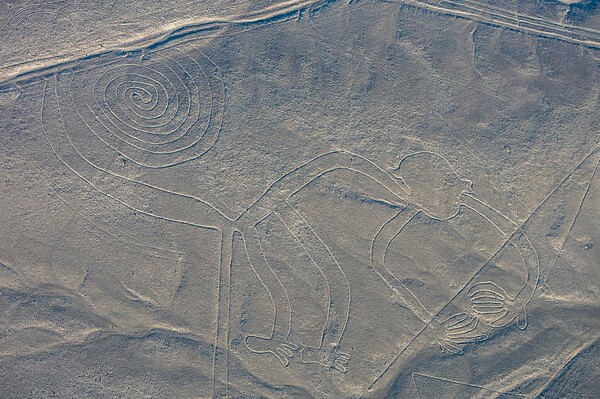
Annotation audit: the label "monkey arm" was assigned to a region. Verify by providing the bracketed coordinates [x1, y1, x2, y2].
[459, 194, 537, 332]
[460, 194, 539, 307]
[370, 207, 433, 324]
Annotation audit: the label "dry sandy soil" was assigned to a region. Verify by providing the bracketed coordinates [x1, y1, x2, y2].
[0, 0, 599, 398]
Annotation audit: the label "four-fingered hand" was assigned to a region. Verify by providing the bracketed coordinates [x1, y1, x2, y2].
[467, 281, 527, 330]
[301, 344, 351, 373]
[431, 313, 488, 354]
[244, 334, 299, 367]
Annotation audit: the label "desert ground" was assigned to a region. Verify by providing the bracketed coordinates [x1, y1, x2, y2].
[0, 0, 599, 398]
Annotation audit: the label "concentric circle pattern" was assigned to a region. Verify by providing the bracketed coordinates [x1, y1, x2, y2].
[61, 47, 224, 168]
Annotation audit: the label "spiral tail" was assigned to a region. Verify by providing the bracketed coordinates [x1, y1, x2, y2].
[63, 45, 224, 169]
[42, 46, 230, 229]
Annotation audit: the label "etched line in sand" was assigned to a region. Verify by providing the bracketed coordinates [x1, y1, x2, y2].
[545, 157, 600, 284]
[411, 372, 528, 398]
[213, 230, 234, 398]
[1, 0, 334, 85]
[389, 0, 600, 49]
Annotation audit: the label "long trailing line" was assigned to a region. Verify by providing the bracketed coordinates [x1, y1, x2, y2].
[0, 0, 338, 86]
[4, 0, 600, 89]
[391, 0, 600, 49]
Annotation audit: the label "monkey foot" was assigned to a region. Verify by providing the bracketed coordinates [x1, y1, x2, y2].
[244, 334, 298, 367]
[301, 344, 351, 373]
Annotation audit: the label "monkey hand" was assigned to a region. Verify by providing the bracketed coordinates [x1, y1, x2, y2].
[301, 344, 351, 373]
[244, 333, 298, 367]
[467, 281, 528, 330]
[431, 313, 489, 355]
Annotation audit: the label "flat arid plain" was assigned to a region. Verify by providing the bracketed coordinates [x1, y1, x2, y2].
[0, 0, 599, 398]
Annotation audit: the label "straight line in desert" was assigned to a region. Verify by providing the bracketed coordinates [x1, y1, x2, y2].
[393, 0, 600, 50]
[0, 0, 334, 86]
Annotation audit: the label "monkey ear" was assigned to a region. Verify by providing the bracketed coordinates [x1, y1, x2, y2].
[387, 167, 412, 196]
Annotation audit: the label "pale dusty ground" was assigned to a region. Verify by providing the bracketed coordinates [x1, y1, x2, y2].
[0, 0, 599, 398]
